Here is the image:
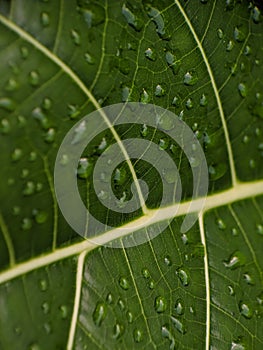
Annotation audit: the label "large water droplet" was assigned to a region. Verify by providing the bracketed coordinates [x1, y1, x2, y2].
[133, 329, 143, 343]
[239, 301, 253, 319]
[224, 251, 246, 269]
[93, 302, 107, 326]
[252, 6, 261, 24]
[122, 4, 142, 31]
[171, 316, 186, 334]
[154, 296, 167, 313]
[147, 6, 166, 38]
[176, 268, 189, 286]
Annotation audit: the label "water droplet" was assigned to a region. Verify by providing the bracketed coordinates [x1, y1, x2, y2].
[228, 285, 235, 296]
[165, 51, 180, 74]
[234, 27, 245, 42]
[29, 71, 39, 86]
[243, 273, 254, 285]
[23, 181, 35, 196]
[186, 98, 193, 109]
[133, 329, 143, 343]
[159, 138, 169, 150]
[97, 137, 107, 153]
[12, 206, 21, 216]
[142, 268, 150, 279]
[0, 118, 11, 134]
[119, 277, 129, 290]
[113, 323, 123, 339]
[148, 279, 155, 289]
[106, 293, 113, 304]
[171, 316, 186, 334]
[22, 218, 32, 231]
[164, 255, 172, 266]
[41, 12, 50, 27]
[256, 224, 263, 235]
[183, 71, 198, 86]
[41, 301, 50, 314]
[8, 179, 15, 187]
[21, 169, 29, 179]
[200, 94, 208, 106]
[249, 159, 256, 169]
[181, 233, 188, 245]
[29, 343, 41, 350]
[20, 46, 29, 59]
[127, 310, 133, 323]
[217, 28, 224, 39]
[36, 182, 43, 192]
[122, 4, 142, 31]
[172, 96, 180, 107]
[231, 228, 238, 236]
[161, 325, 176, 349]
[118, 298, 125, 311]
[42, 98, 52, 111]
[121, 86, 131, 102]
[5, 78, 19, 91]
[231, 340, 246, 350]
[147, 6, 166, 38]
[77, 158, 93, 179]
[93, 302, 107, 326]
[29, 151, 37, 162]
[140, 124, 148, 137]
[114, 168, 127, 186]
[174, 299, 184, 315]
[225, 0, 235, 10]
[71, 30, 81, 45]
[217, 218, 226, 230]
[155, 84, 165, 97]
[0, 97, 16, 111]
[44, 128, 56, 143]
[39, 279, 48, 291]
[239, 301, 253, 319]
[145, 47, 156, 61]
[257, 292, 263, 305]
[242, 135, 249, 144]
[224, 251, 246, 269]
[154, 296, 167, 313]
[226, 40, 234, 51]
[162, 169, 177, 184]
[11, 148, 23, 162]
[176, 268, 189, 286]
[32, 107, 50, 129]
[140, 89, 150, 103]
[252, 6, 261, 24]
[238, 83, 247, 98]
[34, 210, 48, 224]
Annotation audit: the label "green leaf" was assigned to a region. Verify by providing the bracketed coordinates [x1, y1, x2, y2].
[0, 1, 263, 349]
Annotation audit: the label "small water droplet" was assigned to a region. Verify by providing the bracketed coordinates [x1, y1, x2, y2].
[114, 168, 127, 186]
[121, 86, 131, 102]
[231, 228, 238, 236]
[256, 224, 263, 235]
[172, 95, 180, 107]
[243, 273, 254, 285]
[0, 118, 11, 134]
[217, 218, 226, 230]
[183, 71, 198, 86]
[200, 94, 208, 106]
[21, 217, 32, 231]
[165, 51, 180, 74]
[5, 78, 19, 91]
[118, 298, 125, 311]
[133, 328, 143, 343]
[20, 46, 29, 59]
[174, 299, 184, 315]
[41, 12, 50, 27]
[93, 302, 107, 326]
[239, 301, 253, 319]
[161, 325, 176, 349]
[42, 98, 52, 111]
[71, 30, 81, 45]
[217, 28, 224, 39]
[242, 135, 249, 144]
[171, 316, 186, 334]
[252, 6, 261, 24]
[155, 84, 165, 97]
[142, 268, 150, 279]
[154, 296, 167, 313]
[29, 71, 40, 86]
[234, 27, 245, 42]
[231, 340, 246, 350]
[140, 124, 148, 137]
[148, 279, 155, 289]
[228, 285, 235, 296]
[113, 323, 123, 339]
[21, 169, 29, 179]
[249, 159, 256, 169]
[159, 138, 169, 150]
[226, 40, 234, 51]
[127, 310, 133, 323]
[140, 88, 150, 103]
[12, 206, 21, 216]
[224, 251, 246, 269]
[39, 279, 48, 291]
[0, 97, 16, 111]
[32, 107, 50, 129]
[43, 322, 52, 334]
[23, 181, 35, 196]
[11, 148, 22, 162]
[238, 83, 247, 98]
[44, 128, 56, 143]
[77, 158, 93, 179]
[145, 47, 156, 61]
[41, 301, 50, 314]
[164, 255, 172, 266]
[34, 210, 48, 224]
[176, 268, 189, 286]
[36, 182, 43, 192]
[29, 343, 41, 350]
[186, 98, 193, 109]
[119, 277, 129, 290]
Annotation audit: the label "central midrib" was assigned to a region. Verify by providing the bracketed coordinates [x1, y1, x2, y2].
[0, 179, 262, 284]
